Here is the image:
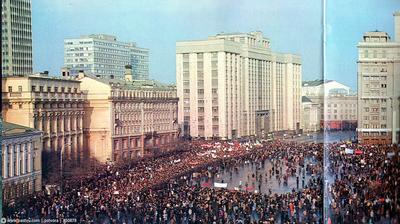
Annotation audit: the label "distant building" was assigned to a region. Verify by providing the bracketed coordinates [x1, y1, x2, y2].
[301, 80, 357, 132]
[64, 34, 149, 80]
[302, 80, 353, 97]
[357, 11, 400, 145]
[2, 122, 42, 202]
[324, 94, 358, 131]
[176, 31, 302, 140]
[301, 96, 321, 132]
[1, 0, 33, 76]
[2, 73, 86, 179]
[77, 67, 178, 163]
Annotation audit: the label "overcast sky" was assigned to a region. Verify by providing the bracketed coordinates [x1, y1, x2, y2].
[32, 0, 399, 90]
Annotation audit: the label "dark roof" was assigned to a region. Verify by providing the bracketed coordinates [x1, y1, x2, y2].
[302, 96, 313, 103]
[302, 79, 324, 87]
[302, 79, 334, 87]
[83, 74, 175, 91]
[2, 122, 41, 137]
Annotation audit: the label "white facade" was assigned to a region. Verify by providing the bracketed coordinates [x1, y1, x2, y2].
[302, 80, 352, 97]
[1, 0, 33, 76]
[301, 80, 357, 132]
[2, 122, 42, 201]
[357, 12, 400, 144]
[176, 32, 302, 139]
[301, 97, 321, 132]
[64, 34, 149, 80]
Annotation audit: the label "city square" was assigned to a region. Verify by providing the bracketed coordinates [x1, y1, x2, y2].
[1, 0, 400, 223]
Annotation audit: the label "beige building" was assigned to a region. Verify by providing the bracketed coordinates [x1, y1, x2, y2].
[301, 96, 321, 132]
[2, 73, 86, 178]
[301, 80, 357, 132]
[324, 94, 357, 130]
[77, 67, 179, 163]
[2, 122, 42, 202]
[357, 12, 400, 145]
[176, 31, 302, 140]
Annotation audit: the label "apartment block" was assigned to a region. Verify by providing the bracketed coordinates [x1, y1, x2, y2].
[64, 34, 149, 80]
[357, 12, 400, 144]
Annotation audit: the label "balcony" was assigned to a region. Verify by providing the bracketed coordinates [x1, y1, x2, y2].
[33, 92, 85, 101]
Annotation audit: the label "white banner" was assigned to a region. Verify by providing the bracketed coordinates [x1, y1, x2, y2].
[345, 148, 354, 154]
[214, 182, 228, 188]
[173, 159, 181, 163]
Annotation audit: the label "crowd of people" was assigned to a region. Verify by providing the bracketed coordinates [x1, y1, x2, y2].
[4, 140, 324, 223]
[327, 143, 400, 223]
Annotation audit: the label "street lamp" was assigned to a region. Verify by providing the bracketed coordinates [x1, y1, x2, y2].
[60, 138, 71, 195]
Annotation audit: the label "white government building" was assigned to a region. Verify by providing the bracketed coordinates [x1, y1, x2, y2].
[176, 31, 302, 140]
[64, 34, 149, 80]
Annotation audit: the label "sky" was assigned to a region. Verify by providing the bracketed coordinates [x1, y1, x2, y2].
[32, 0, 322, 84]
[32, 0, 399, 89]
[326, 0, 400, 90]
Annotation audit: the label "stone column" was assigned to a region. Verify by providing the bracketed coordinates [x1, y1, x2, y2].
[60, 114, 65, 133]
[21, 144, 25, 174]
[9, 145, 14, 177]
[78, 134, 83, 163]
[29, 143, 35, 172]
[16, 144, 20, 176]
[71, 115, 75, 131]
[27, 143, 31, 173]
[54, 115, 58, 134]
[64, 116, 68, 132]
[3, 146, 8, 178]
[72, 135, 78, 162]
[42, 116, 46, 133]
[79, 114, 83, 131]
[46, 115, 51, 135]
[54, 136, 58, 153]
[64, 137, 69, 160]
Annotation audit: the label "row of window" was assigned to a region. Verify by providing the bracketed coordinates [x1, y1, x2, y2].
[363, 107, 387, 112]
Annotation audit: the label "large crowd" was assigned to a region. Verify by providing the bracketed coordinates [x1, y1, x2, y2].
[327, 143, 400, 223]
[4, 140, 323, 223]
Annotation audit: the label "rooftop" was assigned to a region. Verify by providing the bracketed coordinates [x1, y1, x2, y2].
[82, 73, 175, 91]
[2, 122, 41, 137]
[3, 73, 80, 82]
[302, 96, 313, 103]
[302, 79, 335, 87]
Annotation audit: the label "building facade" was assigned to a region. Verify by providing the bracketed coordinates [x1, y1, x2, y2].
[1, 0, 33, 76]
[324, 95, 358, 131]
[77, 68, 179, 163]
[357, 12, 400, 144]
[64, 34, 149, 80]
[302, 80, 353, 97]
[176, 31, 302, 140]
[2, 74, 86, 178]
[301, 80, 357, 132]
[2, 122, 42, 202]
[301, 96, 321, 132]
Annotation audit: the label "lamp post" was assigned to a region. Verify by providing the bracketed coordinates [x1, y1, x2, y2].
[60, 139, 71, 195]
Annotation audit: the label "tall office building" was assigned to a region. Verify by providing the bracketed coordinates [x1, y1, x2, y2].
[176, 31, 302, 140]
[1, 0, 33, 76]
[64, 34, 149, 80]
[357, 11, 400, 145]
